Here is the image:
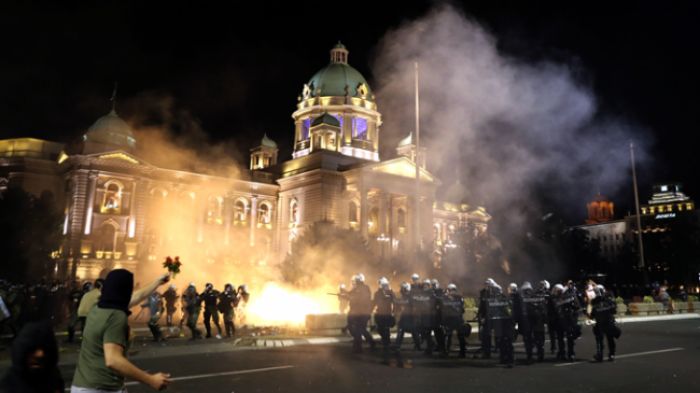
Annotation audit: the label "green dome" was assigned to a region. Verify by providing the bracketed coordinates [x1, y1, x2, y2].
[84, 109, 136, 149]
[261, 133, 278, 148]
[305, 44, 372, 99]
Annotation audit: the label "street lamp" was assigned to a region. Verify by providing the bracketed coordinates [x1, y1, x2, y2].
[377, 233, 390, 262]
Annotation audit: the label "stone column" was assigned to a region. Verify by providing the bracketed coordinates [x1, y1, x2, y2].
[196, 194, 204, 243]
[360, 182, 368, 238]
[128, 180, 138, 238]
[223, 197, 232, 246]
[83, 171, 98, 235]
[378, 191, 387, 236]
[250, 196, 258, 246]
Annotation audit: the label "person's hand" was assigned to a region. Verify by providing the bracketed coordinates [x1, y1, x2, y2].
[148, 372, 171, 390]
[158, 274, 171, 286]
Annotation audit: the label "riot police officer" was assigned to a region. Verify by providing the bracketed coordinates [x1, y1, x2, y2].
[146, 291, 165, 342]
[372, 277, 395, 351]
[219, 283, 239, 338]
[553, 283, 581, 361]
[201, 283, 222, 339]
[441, 283, 468, 358]
[411, 279, 437, 355]
[589, 285, 619, 362]
[431, 279, 447, 354]
[394, 282, 420, 351]
[345, 274, 375, 353]
[183, 283, 202, 340]
[163, 284, 179, 328]
[519, 281, 548, 362]
[479, 278, 514, 366]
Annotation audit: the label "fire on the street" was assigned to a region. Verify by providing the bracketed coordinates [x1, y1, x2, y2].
[245, 282, 338, 326]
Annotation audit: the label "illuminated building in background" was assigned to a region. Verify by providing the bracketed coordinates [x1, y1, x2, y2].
[574, 183, 700, 285]
[0, 43, 489, 280]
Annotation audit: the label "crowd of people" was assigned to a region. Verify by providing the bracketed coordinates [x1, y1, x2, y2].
[338, 273, 621, 367]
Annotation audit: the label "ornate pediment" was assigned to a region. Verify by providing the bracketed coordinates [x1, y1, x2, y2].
[369, 157, 435, 182]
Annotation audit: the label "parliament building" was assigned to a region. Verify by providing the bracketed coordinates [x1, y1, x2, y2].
[0, 43, 490, 280]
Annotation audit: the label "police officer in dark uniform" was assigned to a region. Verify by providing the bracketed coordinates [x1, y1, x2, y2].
[431, 279, 447, 354]
[477, 278, 497, 359]
[553, 283, 581, 361]
[219, 283, 239, 338]
[394, 282, 420, 351]
[411, 279, 437, 355]
[479, 278, 514, 366]
[163, 284, 179, 328]
[372, 277, 395, 351]
[519, 281, 548, 362]
[345, 274, 375, 353]
[589, 285, 619, 362]
[441, 283, 468, 358]
[201, 283, 222, 339]
[183, 283, 202, 340]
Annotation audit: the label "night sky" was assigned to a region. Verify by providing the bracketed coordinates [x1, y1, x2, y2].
[1, 1, 698, 224]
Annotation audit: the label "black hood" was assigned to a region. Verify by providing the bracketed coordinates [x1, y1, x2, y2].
[98, 269, 134, 315]
[1, 321, 64, 392]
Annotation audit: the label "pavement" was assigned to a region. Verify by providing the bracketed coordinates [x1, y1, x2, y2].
[2, 313, 699, 392]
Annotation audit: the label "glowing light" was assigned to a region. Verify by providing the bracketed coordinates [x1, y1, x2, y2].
[98, 153, 139, 164]
[246, 282, 338, 326]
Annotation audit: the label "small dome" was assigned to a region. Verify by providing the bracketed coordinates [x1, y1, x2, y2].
[84, 109, 135, 149]
[398, 132, 414, 147]
[261, 133, 277, 148]
[311, 112, 340, 127]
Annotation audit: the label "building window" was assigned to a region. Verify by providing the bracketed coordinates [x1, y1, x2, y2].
[368, 207, 379, 236]
[234, 199, 248, 224]
[397, 209, 406, 229]
[352, 117, 368, 140]
[331, 114, 344, 128]
[258, 202, 272, 225]
[290, 198, 299, 227]
[206, 196, 223, 224]
[101, 181, 123, 214]
[686, 203, 694, 210]
[349, 201, 358, 223]
[301, 118, 312, 140]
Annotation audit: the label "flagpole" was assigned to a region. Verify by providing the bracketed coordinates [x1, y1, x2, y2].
[630, 141, 647, 284]
[414, 62, 421, 255]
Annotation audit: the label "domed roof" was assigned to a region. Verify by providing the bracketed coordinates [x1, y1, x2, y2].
[84, 109, 135, 149]
[398, 132, 414, 147]
[311, 112, 340, 127]
[261, 133, 278, 148]
[304, 43, 372, 99]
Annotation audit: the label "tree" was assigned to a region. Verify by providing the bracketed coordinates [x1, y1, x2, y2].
[0, 188, 62, 282]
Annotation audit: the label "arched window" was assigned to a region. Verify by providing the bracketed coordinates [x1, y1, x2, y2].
[397, 209, 406, 228]
[101, 181, 123, 214]
[258, 202, 272, 225]
[95, 222, 117, 252]
[348, 201, 358, 223]
[206, 196, 223, 224]
[289, 198, 299, 227]
[234, 199, 248, 224]
[368, 207, 379, 236]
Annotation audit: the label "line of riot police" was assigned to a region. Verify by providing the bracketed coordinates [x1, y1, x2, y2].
[338, 274, 620, 366]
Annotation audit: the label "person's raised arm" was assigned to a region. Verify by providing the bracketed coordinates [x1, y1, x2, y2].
[104, 343, 171, 390]
[130, 274, 169, 308]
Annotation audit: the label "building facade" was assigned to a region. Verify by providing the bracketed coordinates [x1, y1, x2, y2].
[0, 43, 490, 280]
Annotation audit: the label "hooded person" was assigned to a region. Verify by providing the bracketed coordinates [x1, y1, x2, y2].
[0, 321, 64, 393]
[70, 269, 171, 392]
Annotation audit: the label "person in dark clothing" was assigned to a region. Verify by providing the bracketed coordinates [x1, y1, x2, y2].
[145, 291, 165, 342]
[219, 283, 239, 338]
[441, 283, 468, 358]
[589, 285, 619, 362]
[553, 283, 581, 361]
[0, 321, 64, 393]
[541, 280, 558, 355]
[344, 274, 375, 353]
[430, 279, 447, 354]
[200, 283, 222, 339]
[163, 284, 179, 328]
[412, 279, 438, 355]
[66, 282, 91, 343]
[517, 282, 548, 362]
[183, 283, 202, 340]
[394, 282, 420, 351]
[372, 277, 395, 351]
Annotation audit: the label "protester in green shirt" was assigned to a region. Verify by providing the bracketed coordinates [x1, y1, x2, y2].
[71, 269, 171, 392]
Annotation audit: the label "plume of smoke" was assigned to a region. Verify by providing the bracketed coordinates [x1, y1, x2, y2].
[372, 5, 653, 280]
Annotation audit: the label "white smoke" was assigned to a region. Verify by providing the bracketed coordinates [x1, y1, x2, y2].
[372, 5, 652, 228]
